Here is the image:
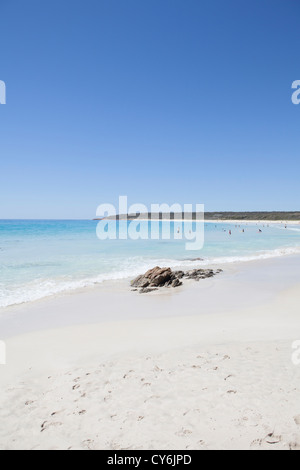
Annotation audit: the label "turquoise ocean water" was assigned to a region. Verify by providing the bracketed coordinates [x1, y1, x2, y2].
[0, 219, 300, 308]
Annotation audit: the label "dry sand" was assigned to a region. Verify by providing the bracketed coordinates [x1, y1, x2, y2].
[0, 256, 300, 450]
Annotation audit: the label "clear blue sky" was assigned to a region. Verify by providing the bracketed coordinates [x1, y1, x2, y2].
[0, 0, 299, 219]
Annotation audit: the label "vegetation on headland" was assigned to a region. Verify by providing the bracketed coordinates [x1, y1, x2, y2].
[205, 212, 300, 221]
[95, 212, 300, 221]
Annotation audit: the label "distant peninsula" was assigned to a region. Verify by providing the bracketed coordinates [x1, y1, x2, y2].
[94, 211, 300, 222]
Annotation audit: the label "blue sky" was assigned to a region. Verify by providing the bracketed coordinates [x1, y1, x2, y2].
[0, 0, 299, 219]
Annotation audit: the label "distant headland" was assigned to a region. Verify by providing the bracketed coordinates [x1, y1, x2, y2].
[94, 211, 300, 222]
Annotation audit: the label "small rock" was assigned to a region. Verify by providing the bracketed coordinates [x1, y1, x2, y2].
[139, 287, 159, 294]
[171, 278, 182, 288]
[131, 266, 222, 293]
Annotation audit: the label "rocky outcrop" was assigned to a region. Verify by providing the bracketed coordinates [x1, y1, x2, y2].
[131, 266, 222, 293]
[131, 267, 173, 292]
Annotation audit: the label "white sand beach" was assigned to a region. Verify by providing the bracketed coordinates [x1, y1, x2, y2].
[0, 255, 300, 450]
[1, 0, 299, 453]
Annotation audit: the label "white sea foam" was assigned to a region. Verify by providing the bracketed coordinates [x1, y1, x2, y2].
[1, 245, 300, 309]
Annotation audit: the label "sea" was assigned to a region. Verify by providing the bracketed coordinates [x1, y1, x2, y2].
[0, 219, 299, 308]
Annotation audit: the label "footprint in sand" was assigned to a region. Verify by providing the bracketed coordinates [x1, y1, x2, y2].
[237, 410, 262, 427]
[51, 410, 65, 417]
[224, 375, 233, 381]
[251, 433, 282, 448]
[41, 421, 63, 432]
[289, 439, 300, 450]
[265, 433, 282, 445]
[176, 428, 193, 437]
[25, 400, 35, 406]
[294, 415, 300, 426]
[82, 439, 95, 450]
[223, 355, 231, 361]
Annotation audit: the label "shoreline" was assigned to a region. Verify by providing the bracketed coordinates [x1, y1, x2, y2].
[1, 253, 300, 338]
[0, 254, 300, 449]
[1, 242, 300, 313]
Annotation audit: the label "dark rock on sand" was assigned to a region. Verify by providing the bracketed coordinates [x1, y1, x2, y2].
[131, 266, 222, 293]
[139, 287, 159, 294]
[131, 267, 172, 289]
[171, 278, 182, 288]
[184, 269, 218, 281]
[173, 270, 184, 279]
